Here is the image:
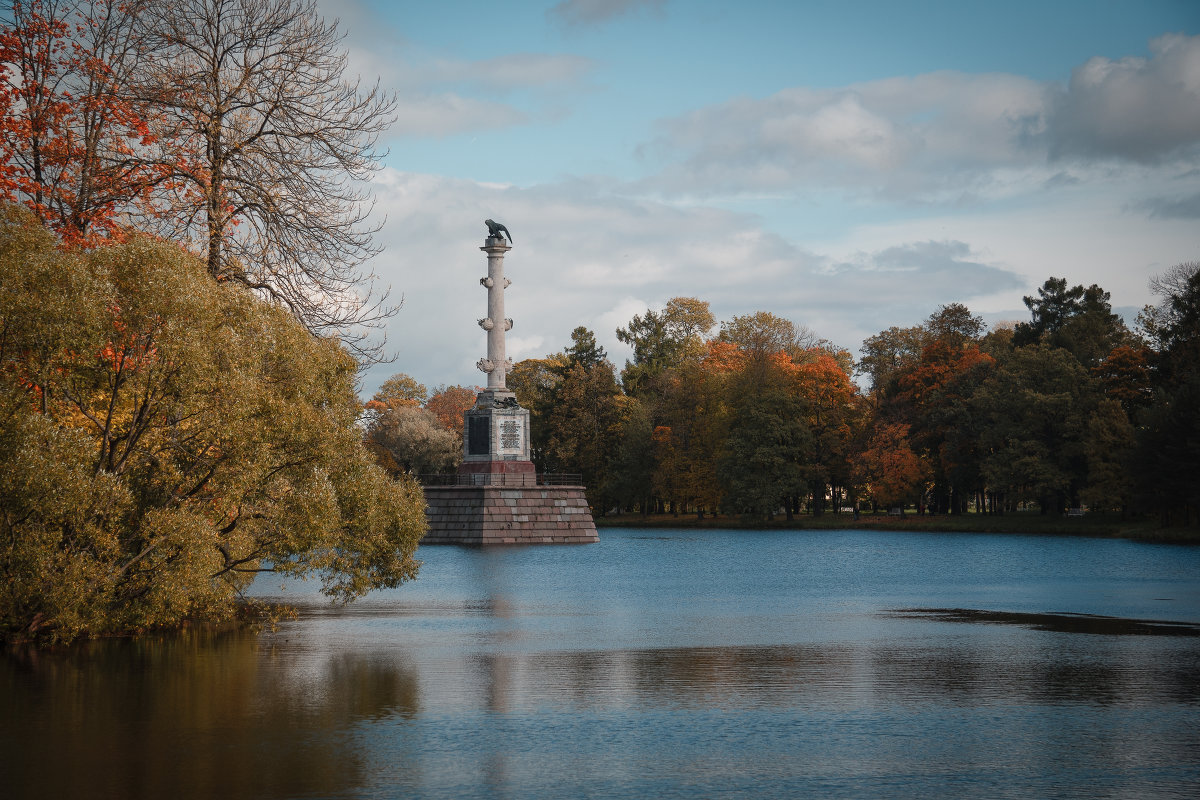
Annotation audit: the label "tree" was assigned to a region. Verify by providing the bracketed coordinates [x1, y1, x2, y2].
[563, 326, 606, 370]
[615, 297, 713, 395]
[973, 344, 1098, 513]
[857, 325, 928, 395]
[365, 405, 460, 475]
[717, 311, 813, 360]
[852, 422, 925, 510]
[1014, 277, 1126, 367]
[136, 0, 397, 360]
[1081, 399, 1135, 514]
[425, 384, 477, 433]
[1133, 262, 1200, 524]
[719, 380, 810, 519]
[0, 0, 162, 243]
[0, 205, 424, 643]
[606, 396, 656, 513]
[507, 353, 567, 469]
[543, 360, 622, 510]
[367, 373, 427, 410]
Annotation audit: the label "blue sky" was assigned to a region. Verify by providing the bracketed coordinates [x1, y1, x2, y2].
[322, 0, 1200, 394]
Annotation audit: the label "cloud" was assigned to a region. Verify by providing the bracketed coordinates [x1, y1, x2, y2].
[639, 34, 1200, 201]
[358, 171, 1033, 392]
[549, 0, 666, 27]
[641, 71, 1053, 200]
[418, 54, 596, 95]
[391, 94, 527, 138]
[1135, 191, 1200, 219]
[1048, 34, 1200, 163]
[331, 0, 596, 139]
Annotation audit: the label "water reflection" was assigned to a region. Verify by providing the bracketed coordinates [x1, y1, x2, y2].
[2, 627, 419, 800]
[889, 608, 1200, 636]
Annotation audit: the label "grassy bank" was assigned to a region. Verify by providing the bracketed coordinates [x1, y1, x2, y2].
[594, 510, 1200, 544]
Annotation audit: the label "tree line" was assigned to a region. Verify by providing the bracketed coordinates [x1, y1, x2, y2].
[375, 267, 1199, 526]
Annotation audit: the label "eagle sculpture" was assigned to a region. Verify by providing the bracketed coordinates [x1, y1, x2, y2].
[485, 219, 513, 244]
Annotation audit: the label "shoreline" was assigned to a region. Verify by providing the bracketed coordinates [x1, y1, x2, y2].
[594, 511, 1200, 544]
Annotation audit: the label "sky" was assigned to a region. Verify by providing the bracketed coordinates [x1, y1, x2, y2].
[321, 0, 1200, 396]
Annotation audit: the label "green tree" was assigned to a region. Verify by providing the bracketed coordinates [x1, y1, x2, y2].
[719, 383, 811, 519]
[1014, 277, 1127, 367]
[1081, 399, 1135, 514]
[857, 325, 928, 395]
[1133, 262, 1200, 524]
[615, 297, 714, 395]
[563, 326, 607, 370]
[606, 396, 656, 513]
[0, 206, 424, 643]
[973, 344, 1098, 513]
[543, 360, 622, 511]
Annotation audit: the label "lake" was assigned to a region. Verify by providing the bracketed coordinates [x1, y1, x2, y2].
[4, 528, 1200, 799]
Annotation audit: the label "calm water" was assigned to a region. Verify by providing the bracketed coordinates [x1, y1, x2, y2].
[4, 528, 1200, 799]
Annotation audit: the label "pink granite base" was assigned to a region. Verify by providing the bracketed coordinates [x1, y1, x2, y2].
[422, 485, 599, 545]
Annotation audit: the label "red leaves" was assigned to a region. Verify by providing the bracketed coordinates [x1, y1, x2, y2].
[1, 0, 172, 247]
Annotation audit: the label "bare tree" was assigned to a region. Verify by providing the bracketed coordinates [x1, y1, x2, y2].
[137, 0, 397, 361]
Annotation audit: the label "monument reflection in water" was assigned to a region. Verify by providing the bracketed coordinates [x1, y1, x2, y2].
[4, 528, 1199, 799]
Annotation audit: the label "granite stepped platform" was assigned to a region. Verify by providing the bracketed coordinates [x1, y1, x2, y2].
[422, 484, 599, 545]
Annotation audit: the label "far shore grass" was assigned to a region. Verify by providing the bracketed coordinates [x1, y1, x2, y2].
[594, 510, 1200, 544]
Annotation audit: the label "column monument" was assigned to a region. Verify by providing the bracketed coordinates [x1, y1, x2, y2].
[458, 226, 535, 481]
[420, 220, 598, 545]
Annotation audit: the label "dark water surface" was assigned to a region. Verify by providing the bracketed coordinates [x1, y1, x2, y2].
[4, 528, 1200, 799]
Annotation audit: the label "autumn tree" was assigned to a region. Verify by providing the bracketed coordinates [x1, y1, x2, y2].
[852, 422, 925, 511]
[717, 311, 814, 361]
[0, 205, 424, 643]
[425, 384, 477, 433]
[0, 0, 161, 243]
[792, 349, 861, 514]
[367, 373, 427, 410]
[857, 325, 929, 395]
[365, 405, 460, 475]
[135, 0, 397, 360]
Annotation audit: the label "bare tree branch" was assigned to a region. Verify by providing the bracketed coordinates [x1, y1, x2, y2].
[135, 0, 398, 363]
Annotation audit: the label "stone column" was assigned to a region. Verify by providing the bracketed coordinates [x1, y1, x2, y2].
[477, 236, 513, 391]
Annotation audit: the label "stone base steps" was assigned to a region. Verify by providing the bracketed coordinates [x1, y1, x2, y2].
[422, 485, 599, 545]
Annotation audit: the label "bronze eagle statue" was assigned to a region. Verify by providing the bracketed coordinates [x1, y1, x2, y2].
[485, 219, 513, 244]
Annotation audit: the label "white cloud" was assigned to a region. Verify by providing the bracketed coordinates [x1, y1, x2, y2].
[640, 34, 1200, 201]
[1048, 34, 1200, 162]
[391, 94, 526, 138]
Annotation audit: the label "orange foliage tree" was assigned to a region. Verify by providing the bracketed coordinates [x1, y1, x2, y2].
[0, 0, 165, 245]
[852, 422, 926, 510]
[425, 385, 477, 433]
